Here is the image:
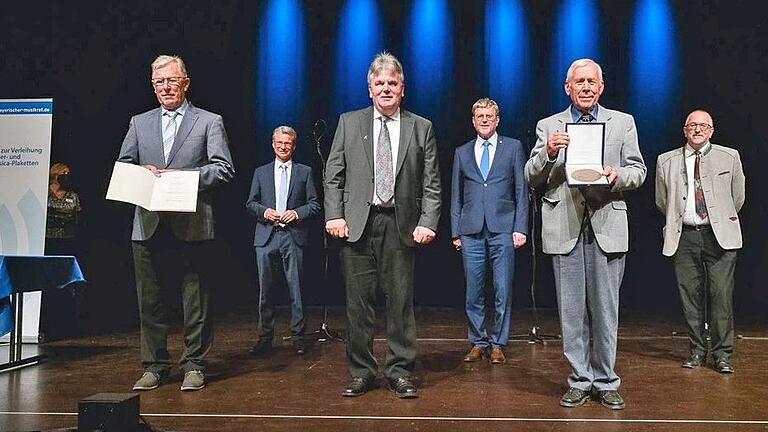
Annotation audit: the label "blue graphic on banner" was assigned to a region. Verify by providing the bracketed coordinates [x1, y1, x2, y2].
[19, 190, 45, 254]
[0, 101, 53, 115]
[0, 206, 18, 254]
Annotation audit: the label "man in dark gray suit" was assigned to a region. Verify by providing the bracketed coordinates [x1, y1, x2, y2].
[118, 55, 234, 392]
[451, 98, 528, 365]
[525, 59, 646, 410]
[325, 51, 441, 399]
[245, 126, 320, 356]
[656, 110, 745, 373]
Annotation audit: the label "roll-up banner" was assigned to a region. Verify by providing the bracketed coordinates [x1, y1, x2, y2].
[0, 98, 53, 341]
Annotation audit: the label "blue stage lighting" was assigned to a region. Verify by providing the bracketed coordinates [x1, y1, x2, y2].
[485, 0, 528, 122]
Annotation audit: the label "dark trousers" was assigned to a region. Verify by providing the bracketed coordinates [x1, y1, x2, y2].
[341, 209, 416, 380]
[672, 226, 736, 360]
[254, 228, 306, 340]
[460, 226, 514, 348]
[132, 224, 213, 375]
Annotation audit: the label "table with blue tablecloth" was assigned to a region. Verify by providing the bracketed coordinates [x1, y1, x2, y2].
[1, 255, 84, 371]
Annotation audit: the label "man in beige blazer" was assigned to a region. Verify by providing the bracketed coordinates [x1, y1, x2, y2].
[655, 110, 745, 374]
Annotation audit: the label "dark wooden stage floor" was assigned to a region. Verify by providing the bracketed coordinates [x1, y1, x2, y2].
[1, 307, 767, 432]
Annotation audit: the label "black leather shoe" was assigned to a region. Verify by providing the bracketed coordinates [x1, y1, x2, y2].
[559, 387, 590, 407]
[714, 358, 734, 374]
[682, 353, 706, 369]
[248, 338, 272, 355]
[294, 339, 306, 355]
[599, 390, 626, 410]
[342, 377, 373, 397]
[389, 377, 418, 399]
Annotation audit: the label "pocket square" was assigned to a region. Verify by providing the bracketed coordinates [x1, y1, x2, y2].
[729, 216, 738, 221]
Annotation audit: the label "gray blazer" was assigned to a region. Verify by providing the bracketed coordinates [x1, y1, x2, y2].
[117, 101, 235, 241]
[525, 105, 646, 254]
[655, 143, 745, 256]
[324, 106, 441, 247]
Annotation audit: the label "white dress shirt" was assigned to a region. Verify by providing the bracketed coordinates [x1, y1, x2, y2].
[474, 132, 498, 171]
[372, 107, 400, 205]
[682, 142, 711, 226]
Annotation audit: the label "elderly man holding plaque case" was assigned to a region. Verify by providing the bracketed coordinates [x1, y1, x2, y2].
[118, 54, 234, 392]
[656, 110, 745, 374]
[525, 58, 646, 410]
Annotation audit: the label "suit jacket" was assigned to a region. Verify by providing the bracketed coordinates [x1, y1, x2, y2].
[324, 106, 441, 247]
[245, 161, 321, 247]
[450, 135, 529, 237]
[525, 105, 646, 254]
[655, 143, 745, 256]
[117, 101, 235, 241]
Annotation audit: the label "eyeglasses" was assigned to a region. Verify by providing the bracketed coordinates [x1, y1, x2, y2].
[473, 114, 497, 121]
[151, 77, 187, 88]
[684, 123, 713, 131]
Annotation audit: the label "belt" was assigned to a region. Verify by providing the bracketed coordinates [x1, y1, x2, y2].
[682, 224, 711, 231]
[273, 224, 289, 231]
[370, 205, 395, 214]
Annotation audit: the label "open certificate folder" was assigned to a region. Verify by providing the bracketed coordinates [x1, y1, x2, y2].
[106, 161, 199, 212]
[564, 122, 609, 187]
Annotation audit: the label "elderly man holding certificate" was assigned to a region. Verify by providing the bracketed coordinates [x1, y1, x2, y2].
[525, 58, 646, 410]
[116, 54, 234, 392]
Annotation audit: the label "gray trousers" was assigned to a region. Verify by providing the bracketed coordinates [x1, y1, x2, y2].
[672, 226, 736, 360]
[132, 224, 213, 375]
[340, 209, 416, 381]
[552, 225, 624, 392]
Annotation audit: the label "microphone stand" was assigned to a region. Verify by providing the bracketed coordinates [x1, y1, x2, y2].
[304, 119, 345, 342]
[512, 128, 560, 344]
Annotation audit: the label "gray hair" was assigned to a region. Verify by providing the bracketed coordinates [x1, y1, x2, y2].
[151, 55, 188, 77]
[471, 98, 500, 116]
[565, 58, 603, 83]
[367, 51, 405, 85]
[272, 125, 297, 143]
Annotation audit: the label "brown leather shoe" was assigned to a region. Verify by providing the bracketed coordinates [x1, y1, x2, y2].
[463, 346, 486, 362]
[490, 347, 506, 364]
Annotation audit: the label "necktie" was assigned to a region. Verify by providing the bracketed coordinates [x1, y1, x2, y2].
[277, 164, 288, 216]
[163, 111, 179, 162]
[376, 116, 394, 203]
[479, 140, 490, 180]
[694, 151, 708, 219]
[578, 113, 593, 123]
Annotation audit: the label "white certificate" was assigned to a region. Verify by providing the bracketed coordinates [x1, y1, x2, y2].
[105, 162, 199, 212]
[565, 123, 609, 186]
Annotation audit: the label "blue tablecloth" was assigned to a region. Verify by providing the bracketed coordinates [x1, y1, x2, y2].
[0, 255, 85, 336]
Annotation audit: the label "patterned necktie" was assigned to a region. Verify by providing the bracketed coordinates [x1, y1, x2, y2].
[277, 164, 288, 216]
[578, 113, 593, 123]
[163, 111, 179, 162]
[376, 116, 394, 203]
[479, 140, 490, 180]
[694, 150, 708, 219]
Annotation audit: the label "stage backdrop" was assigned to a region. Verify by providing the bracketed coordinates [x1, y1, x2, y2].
[0, 1, 765, 333]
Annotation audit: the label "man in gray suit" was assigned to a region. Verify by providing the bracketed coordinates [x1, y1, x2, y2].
[118, 55, 234, 392]
[525, 59, 646, 410]
[325, 51, 441, 399]
[656, 110, 745, 374]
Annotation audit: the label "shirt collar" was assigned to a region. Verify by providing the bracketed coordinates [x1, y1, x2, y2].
[570, 105, 599, 122]
[162, 99, 189, 117]
[684, 141, 712, 157]
[275, 159, 293, 167]
[475, 132, 498, 147]
[373, 106, 401, 122]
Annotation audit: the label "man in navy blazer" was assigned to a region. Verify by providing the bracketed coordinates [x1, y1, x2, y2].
[245, 126, 321, 356]
[451, 98, 528, 365]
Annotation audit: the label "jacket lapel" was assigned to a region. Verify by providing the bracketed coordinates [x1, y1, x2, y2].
[463, 139, 483, 181]
[265, 161, 277, 207]
[487, 137, 508, 179]
[359, 107, 374, 172]
[286, 163, 300, 203]
[395, 110, 414, 178]
[165, 102, 199, 167]
[148, 108, 165, 167]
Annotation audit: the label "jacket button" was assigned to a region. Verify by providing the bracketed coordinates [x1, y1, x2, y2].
[483, 183, 487, 187]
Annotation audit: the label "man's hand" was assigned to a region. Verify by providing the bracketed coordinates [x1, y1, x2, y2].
[413, 226, 436, 244]
[603, 165, 618, 185]
[326, 218, 349, 238]
[546, 132, 569, 159]
[279, 209, 299, 224]
[142, 164, 162, 177]
[512, 232, 527, 249]
[452, 238, 462, 251]
[263, 208, 280, 223]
